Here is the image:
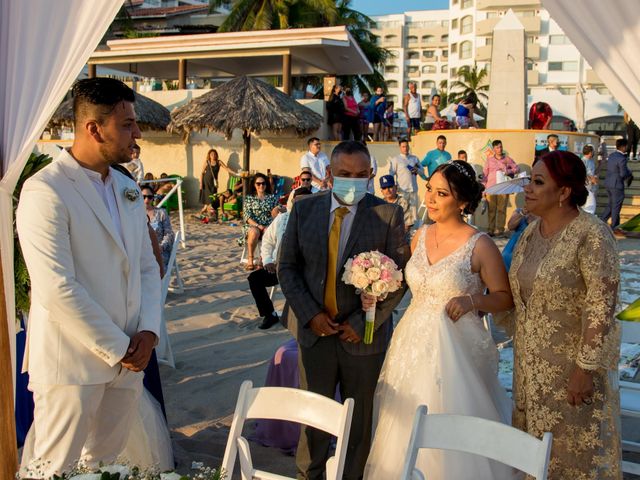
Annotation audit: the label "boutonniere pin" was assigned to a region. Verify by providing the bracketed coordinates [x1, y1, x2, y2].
[124, 188, 140, 202]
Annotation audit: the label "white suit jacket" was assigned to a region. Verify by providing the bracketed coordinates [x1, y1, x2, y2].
[16, 149, 161, 385]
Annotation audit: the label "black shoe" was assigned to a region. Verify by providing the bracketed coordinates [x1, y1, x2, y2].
[259, 313, 279, 330]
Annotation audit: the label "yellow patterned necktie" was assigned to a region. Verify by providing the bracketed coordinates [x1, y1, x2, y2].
[324, 207, 349, 318]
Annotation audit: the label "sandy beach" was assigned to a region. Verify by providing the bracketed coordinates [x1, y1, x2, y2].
[161, 210, 640, 478]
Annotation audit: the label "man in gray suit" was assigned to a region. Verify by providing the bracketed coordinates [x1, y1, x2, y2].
[601, 137, 633, 229]
[278, 141, 410, 480]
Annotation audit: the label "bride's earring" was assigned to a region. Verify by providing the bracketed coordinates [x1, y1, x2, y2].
[559, 200, 563, 208]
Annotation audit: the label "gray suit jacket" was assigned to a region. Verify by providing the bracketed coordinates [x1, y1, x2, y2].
[278, 191, 410, 355]
[603, 150, 632, 190]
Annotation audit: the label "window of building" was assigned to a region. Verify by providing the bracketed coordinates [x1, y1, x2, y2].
[515, 10, 535, 17]
[384, 34, 398, 42]
[460, 41, 472, 59]
[423, 50, 435, 59]
[387, 95, 397, 103]
[441, 34, 448, 43]
[485, 38, 493, 46]
[549, 34, 571, 45]
[387, 80, 398, 88]
[385, 65, 398, 73]
[461, 0, 473, 9]
[548, 61, 578, 71]
[526, 35, 536, 44]
[596, 87, 611, 95]
[441, 64, 448, 73]
[557, 87, 576, 95]
[407, 35, 418, 45]
[460, 15, 473, 34]
[422, 65, 436, 74]
[442, 49, 449, 58]
[407, 66, 419, 74]
[451, 67, 457, 77]
[421, 80, 436, 90]
[451, 43, 457, 54]
[422, 35, 435, 44]
[487, 11, 499, 18]
[407, 51, 420, 60]
[451, 18, 458, 29]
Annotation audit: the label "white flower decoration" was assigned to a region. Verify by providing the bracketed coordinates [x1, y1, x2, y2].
[124, 187, 140, 202]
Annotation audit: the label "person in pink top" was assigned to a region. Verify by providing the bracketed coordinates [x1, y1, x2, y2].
[482, 139, 519, 237]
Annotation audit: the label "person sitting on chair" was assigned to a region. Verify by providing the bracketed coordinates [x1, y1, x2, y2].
[248, 187, 313, 330]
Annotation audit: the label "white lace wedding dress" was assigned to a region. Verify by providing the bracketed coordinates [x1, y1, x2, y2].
[364, 227, 515, 480]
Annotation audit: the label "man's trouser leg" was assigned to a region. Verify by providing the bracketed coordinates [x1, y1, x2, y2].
[248, 269, 279, 317]
[495, 194, 508, 235]
[487, 194, 498, 233]
[611, 187, 625, 228]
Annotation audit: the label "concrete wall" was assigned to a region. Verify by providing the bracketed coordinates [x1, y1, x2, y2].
[36, 128, 593, 230]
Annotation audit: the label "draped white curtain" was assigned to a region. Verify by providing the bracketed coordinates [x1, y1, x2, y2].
[543, 0, 640, 122]
[0, 0, 124, 392]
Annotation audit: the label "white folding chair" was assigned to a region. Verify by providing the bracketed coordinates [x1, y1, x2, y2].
[156, 231, 182, 368]
[222, 380, 354, 480]
[618, 320, 640, 474]
[401, 405, 552, 480]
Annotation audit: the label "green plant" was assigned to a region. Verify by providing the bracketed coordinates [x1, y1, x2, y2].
[13, 152, 53, 315]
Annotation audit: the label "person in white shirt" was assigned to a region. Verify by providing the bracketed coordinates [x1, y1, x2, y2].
[300, 137, 330, 190]
[248, 187, 313, 329]
[125, 144, 145, 183]
[388, 138, 426, 224]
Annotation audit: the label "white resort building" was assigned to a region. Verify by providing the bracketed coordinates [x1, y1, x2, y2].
[372, 0, 622, 134]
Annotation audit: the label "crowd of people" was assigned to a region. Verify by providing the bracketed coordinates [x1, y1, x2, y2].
[13, 77, 631, 480]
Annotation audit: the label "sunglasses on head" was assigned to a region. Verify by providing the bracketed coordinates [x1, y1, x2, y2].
[143, 194, 155, 199]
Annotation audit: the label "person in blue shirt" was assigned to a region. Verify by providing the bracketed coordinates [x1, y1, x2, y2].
[421, 134, 452, 176]
[370, 86, 387, 142]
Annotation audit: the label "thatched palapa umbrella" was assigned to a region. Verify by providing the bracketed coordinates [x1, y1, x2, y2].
[167, 76, 323, 195]
[48, 91, 171, 132]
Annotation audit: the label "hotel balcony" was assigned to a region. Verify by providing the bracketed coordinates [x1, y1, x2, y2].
[527, 70, 539, 86]
[476, 16, 540, 36]
[476, 0, 541, 10]
[526, 42, 540, 60]
[476, 45, 492, 61]
[586, 69, 602, 84]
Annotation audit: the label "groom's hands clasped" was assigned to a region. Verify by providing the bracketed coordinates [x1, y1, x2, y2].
[121, 330, 157, 372]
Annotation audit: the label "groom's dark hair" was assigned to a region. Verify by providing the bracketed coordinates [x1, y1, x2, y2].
[72, 78, 136, 127]
[330, 141, 371, 164]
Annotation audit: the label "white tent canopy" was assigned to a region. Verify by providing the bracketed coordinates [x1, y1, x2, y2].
[0, 0, 124, 472]
[543, 0, 640, 123]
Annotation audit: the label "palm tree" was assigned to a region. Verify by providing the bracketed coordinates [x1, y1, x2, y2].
[208, 0, 390, 94]
[450, 63, 489, 115]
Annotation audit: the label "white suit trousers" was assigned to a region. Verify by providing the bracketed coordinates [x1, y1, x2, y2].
[20, 368, 143, 478]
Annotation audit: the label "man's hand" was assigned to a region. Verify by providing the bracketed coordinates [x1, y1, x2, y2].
[309, 312, 339, 337]
[627, 175, 634, 188]
[338, 322, 361, 344]
[121, 331, 156, 372]
[264, 262, 277, 274]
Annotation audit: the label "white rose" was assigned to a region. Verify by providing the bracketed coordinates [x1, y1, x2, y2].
[371, 280, 388, 296]
[366, 267, 381, 281]
[353, 273, 370, 290]
[161, 473, 184, 480]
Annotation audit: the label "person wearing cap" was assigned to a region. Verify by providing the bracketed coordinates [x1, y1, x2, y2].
[388, 138, 425, 224]
[379, 174, 412, 231]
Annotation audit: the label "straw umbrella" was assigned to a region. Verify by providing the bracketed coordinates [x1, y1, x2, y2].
[167, 76, 323, 195]
[48, 91, 171, 132]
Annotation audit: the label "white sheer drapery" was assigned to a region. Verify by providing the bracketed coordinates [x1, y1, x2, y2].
[0, 0, 124, 392]
[543, 0, 640, 123]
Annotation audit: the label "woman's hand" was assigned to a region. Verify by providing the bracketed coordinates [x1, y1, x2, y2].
[567, 366, 594, 406]
[445, 295, 473, 322]
[361, 292, 377, 311]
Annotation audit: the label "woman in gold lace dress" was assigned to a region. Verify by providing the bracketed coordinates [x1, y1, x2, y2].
[509, 150, 621, 479]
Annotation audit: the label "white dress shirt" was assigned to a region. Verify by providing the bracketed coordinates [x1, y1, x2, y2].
[81, 166, 124, 242]
[329, 194, 358, 267]
[388, 154, 424, 193]
[261, 211, 290, 264]
[300, 150, 330, 190]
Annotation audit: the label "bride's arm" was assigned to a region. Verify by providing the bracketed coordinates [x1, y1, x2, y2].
[445, 235, 513, 321]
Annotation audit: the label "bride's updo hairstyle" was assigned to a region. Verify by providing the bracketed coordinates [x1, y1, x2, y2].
[432, 160, 484, 214]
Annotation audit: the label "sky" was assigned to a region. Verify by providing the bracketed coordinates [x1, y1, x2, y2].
[351, 0, 449, 17]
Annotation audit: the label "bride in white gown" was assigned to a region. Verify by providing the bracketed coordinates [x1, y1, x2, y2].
[364, 161, 517, 480]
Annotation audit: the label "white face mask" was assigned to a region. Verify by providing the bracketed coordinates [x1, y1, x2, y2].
[332, 177, 369, 205]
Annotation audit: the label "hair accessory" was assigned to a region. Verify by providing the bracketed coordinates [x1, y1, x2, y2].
[446, 160, 474, 180]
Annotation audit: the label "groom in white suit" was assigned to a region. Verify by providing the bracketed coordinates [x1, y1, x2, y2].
[17, 78, 161, 477]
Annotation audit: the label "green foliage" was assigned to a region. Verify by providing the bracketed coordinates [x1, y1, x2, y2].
[450, 62, 490, 116]
[13, 152, 53, 316]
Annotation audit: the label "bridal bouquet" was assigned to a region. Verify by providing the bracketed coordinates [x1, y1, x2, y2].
[342, 251, 403, 344]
